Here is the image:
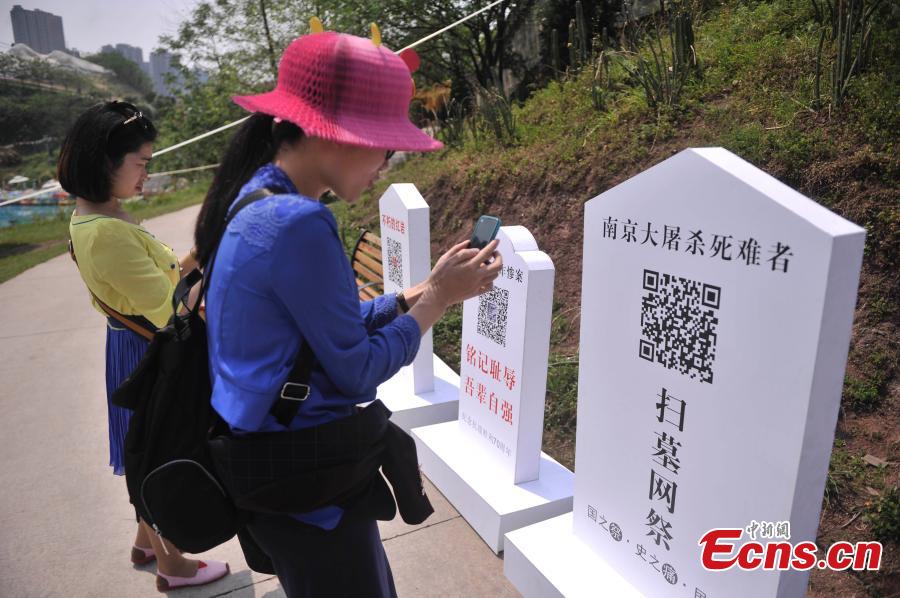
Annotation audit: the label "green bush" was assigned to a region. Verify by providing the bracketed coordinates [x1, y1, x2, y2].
[843, 351, 892, 413]
[432, 304, 463, 372]
[865, 487, 900, 545]
[824, 440, 864, 508]
[543, 354, 580, 433]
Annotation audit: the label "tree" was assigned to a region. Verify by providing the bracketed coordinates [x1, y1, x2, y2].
[363, 0, 539, 97]
[149, 68, 249, 172]
[85, 52, 155, 98]
[0, 88, 97, 145]
[161, 0, 318, 89]
[162, 0, 540, 100]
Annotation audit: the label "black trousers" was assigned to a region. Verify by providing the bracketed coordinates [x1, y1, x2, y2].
[245, 511, 398, 598]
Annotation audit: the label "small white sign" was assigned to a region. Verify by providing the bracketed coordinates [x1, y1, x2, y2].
[457, 226, 554, 484]
[572, 148, 865, 597]
[379, 184, 434, 393]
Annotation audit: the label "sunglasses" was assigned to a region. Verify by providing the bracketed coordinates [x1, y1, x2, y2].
[121, 112, 144, 126]
[118, 111, 151, 133]
[109, 102, 151, 138]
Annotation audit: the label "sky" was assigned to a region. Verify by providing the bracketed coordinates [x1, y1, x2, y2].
[0, 0, 201, 57]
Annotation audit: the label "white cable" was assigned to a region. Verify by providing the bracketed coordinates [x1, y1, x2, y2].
[150, 116, 250, 157]
[1, 2, 507, 208]
[148, 163, 219, 177]
[399, 0, 506, 52]
[0, 188, 57, 207]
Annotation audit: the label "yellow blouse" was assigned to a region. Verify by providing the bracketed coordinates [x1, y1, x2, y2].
[69, 213, 180, 328]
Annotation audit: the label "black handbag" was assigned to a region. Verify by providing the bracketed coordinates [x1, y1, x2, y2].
[113, 269, 242, 554]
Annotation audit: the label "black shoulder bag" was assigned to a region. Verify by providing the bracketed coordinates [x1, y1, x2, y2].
[111, 187, 315, 554]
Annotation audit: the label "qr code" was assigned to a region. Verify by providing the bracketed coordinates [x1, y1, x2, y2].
[476, 287, 509, 347]
[386, 237, 403, 287]
[639, 269, 720, 384]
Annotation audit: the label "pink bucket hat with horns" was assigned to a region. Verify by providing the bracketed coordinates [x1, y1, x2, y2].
[233, 32, 442, 152]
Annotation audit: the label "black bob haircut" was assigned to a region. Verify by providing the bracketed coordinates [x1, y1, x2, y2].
[57, 101, 158, 204]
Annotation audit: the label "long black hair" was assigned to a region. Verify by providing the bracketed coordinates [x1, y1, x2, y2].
[194, 113, 304, 266]
[57, 101, 158, 203]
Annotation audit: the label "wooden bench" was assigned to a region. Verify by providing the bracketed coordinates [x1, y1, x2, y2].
[350, 229, 384, 301]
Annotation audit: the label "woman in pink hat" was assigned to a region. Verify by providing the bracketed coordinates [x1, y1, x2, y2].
[194, 31, 502, 597]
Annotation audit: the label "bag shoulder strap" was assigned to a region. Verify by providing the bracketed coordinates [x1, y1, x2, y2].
[68, 239, 156, 341]
[172, 187, 281, 316]
[271, 342, 315, 427]
[225, 187, 277, 225]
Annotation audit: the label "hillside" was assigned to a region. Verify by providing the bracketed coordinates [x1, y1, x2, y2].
[335, 1, 899, 594]
[1, 50, 152, 184]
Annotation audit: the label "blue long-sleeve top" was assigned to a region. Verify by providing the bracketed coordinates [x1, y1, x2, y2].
[206, 163, 422, 528]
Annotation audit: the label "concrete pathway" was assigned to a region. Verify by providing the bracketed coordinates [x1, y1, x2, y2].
[0, 205, 520, 597]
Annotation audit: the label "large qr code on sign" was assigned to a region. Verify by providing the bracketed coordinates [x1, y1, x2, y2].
[476, 287, 509, 347]
[639, 269, 720, 384]
[386, 237, 403, 287]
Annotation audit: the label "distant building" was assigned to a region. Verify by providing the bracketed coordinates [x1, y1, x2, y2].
[103, 43, 154, 81]
[10, 5, 66, 54]
[115, 43, 143, 66]
[99, 44, 183, 95]
[102, 43, 144, 66]
[149, 49, 182, 96]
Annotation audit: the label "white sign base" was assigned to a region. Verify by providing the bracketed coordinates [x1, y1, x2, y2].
[375, 354, 460, 432]
[504, 513, 643, 598]
[413, 420, 574, 554]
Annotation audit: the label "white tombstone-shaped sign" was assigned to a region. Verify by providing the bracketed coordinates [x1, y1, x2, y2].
[561, 148, 864, 597]
[415, 224, 573, 554]
[379, 183, 434, 393]
[457, 225, 554, 483]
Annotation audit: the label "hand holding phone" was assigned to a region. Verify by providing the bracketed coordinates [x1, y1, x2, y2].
[469, 215, 501, 250]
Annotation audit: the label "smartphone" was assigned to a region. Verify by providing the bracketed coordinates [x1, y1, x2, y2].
[469, 215, 501, 250]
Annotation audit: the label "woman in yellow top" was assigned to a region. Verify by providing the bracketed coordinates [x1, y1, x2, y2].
[60, 101, 229, 591]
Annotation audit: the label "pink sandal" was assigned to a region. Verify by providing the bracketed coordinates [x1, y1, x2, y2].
[131, 545, 156, 566]
[156, 560, 230, 592]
